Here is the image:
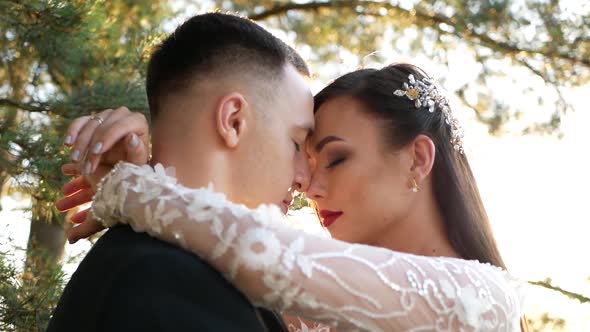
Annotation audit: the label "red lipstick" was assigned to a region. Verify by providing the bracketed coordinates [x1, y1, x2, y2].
[319, 210, 343, 227]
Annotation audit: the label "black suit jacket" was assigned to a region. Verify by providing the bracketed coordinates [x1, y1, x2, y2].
[48, 225, 287, 332]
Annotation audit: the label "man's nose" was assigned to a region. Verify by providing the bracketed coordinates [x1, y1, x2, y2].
[292, 155, 311, 192]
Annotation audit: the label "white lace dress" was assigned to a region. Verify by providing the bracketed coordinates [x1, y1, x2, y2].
[91, 162, 524, 332]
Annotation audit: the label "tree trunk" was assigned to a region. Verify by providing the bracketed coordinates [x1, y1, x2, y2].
[25, 201, 70, 272]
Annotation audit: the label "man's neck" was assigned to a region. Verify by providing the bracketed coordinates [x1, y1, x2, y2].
[150, 119, 244, 206]
[151, 143, 240, 200]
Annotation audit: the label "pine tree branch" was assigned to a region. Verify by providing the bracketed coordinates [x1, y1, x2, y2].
[247, 1, 590, 67]
[455, 85, 487, 124]
[529, 280, 590, 304]
[0, 98, 51, 113]
[0, 98, 148, 115]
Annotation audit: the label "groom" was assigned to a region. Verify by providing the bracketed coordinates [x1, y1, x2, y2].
[48, 13, 314, 331]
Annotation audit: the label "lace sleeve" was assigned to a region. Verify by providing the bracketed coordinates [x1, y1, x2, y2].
[91, 162, 523, 332]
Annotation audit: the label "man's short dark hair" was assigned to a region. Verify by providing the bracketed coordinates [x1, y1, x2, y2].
[146, 12, 310, 122]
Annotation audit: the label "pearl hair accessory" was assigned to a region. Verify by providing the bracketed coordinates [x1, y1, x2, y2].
[394, 74, 464, 153]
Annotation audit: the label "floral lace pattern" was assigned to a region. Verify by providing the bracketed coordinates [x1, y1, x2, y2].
[288, 318, 332, 332]
[91, 162, 523, 332]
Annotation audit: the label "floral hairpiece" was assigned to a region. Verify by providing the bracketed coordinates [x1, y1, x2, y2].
[393, 74, 464, 153]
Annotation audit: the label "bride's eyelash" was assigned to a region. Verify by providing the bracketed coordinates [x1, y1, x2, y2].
[326, 157, 345, 169]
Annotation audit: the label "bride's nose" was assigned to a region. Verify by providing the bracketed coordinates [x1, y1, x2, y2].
[305, 173, 326, 200]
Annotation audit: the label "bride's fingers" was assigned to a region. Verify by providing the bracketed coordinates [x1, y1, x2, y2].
[61, 176, 90, 196]
[123, 132, 150, 165]
[62, 163, 82, 176]
[89, 109, 148, 156]
[71, 209, 89, 224]
[85, 111, 149, 173]
[91, 132, 149, 170]
[69, 109, 115, 164]
[64, 115, 92, 147]
[84, 163, 113, 192]
[55, 188, 94, 212]
[67, 217, 105, 244]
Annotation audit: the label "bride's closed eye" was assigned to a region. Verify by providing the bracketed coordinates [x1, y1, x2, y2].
[326, 155, 346, 169]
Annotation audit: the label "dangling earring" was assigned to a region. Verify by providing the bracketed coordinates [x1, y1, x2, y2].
[411, 178, 419, 193]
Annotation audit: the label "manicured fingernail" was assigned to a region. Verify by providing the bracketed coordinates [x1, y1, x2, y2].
[71, 150, 81, 161]
[84, 161, 92, 175]
[92, 142, 103, 155]
[64, 135, 73, 145]
[129, 134, 139, 149]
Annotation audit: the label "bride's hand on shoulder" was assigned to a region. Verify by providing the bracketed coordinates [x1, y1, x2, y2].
[57, 106, 151, 243]
[56, 163, 112, 244]
[63, 106, 150, 174]
[57, 162, 112, 212]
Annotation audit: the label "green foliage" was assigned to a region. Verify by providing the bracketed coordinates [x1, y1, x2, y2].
[0, 1, 171, 329]
[290, 192, 311, 210]
[527, 313, 566, 332]
[0, 0, 169, 229]
[0, 249, 65, 332]
[215, 0, 590, 135]
[529, 278, 590, 304]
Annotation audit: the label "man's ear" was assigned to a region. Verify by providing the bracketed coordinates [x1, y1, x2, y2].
[215, 92, 250, 148]
[410, 134, 436, 183]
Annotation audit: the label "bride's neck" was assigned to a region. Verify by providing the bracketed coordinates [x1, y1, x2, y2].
[370, 192, 459, 259]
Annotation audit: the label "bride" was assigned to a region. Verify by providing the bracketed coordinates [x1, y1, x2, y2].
[62, 64, 524, 331]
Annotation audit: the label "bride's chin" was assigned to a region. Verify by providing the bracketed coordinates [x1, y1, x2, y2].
[326, 224, 356, 242]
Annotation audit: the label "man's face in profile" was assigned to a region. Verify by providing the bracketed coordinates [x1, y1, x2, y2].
[232, 64, 314, 210]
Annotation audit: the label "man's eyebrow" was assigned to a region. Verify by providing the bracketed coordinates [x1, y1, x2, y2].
[315, 135, 344, 153]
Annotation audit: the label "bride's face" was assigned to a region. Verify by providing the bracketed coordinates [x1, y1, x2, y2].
[306, 96, 415, 245]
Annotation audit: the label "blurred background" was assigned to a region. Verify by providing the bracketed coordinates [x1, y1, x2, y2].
[0, 0, 588, 330]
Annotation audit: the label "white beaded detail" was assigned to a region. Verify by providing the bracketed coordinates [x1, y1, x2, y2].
[394, 74, 465, 153]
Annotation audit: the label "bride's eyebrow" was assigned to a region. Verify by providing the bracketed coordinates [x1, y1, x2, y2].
[314, 136, 344, 153]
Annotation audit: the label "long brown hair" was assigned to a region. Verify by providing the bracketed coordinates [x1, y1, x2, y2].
[314, 63, 505, 267]
[314, 64, 527, 330]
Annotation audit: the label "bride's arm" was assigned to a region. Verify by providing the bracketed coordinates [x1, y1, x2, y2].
[284, 314, 334, 332]
[92, 162, 523, 332]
